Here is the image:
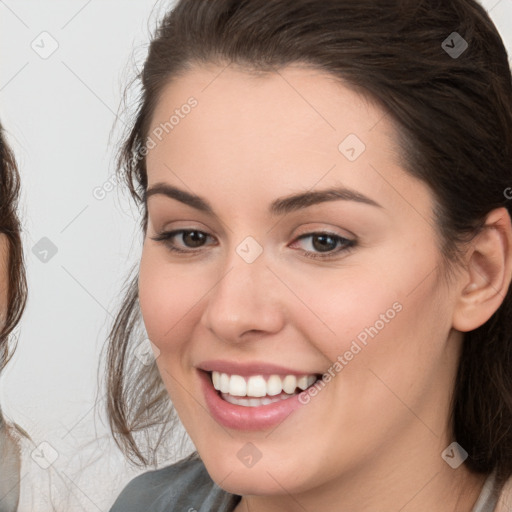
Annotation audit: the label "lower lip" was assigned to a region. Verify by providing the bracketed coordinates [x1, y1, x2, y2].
[199, 370, 308, 431]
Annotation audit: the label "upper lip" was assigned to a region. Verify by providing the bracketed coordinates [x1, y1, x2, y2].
[197, 360, 322, 377]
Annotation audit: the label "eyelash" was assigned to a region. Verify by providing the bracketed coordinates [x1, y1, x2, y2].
[150, 229, 356, 260]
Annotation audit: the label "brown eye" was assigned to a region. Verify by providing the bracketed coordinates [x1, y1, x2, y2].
[291, 232, 356, 260]
[181, 230, 208, 248]
[311, 234, 338, 252]
[150, 229, 216, 254]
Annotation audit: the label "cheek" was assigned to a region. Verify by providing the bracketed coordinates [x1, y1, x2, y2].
[139, 246, 218, 366]
[138, 247, 205, 352]
[282, 260, 403, 358]
[327, 269, 449, 424]
[288, 240, 448, 378]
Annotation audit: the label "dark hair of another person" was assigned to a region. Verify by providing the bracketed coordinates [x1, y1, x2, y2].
[0, 124, 27, 372]
[105, 0, 512, 487]
[0, 124, 27, 512]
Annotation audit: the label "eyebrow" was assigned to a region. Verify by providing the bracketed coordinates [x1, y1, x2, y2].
[145, 183, 383, 215]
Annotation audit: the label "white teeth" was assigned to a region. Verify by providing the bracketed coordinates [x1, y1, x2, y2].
[297, 375, 317, 390]
[282, 375, 297, 394]
[266, 375, 283, 396]
[222, 394, 291, 407]
[211, 371, 318, 398]
[212, 371, 220, 390]
[297, 376, 309, 390]
[229, 375, 247, 396]
[246, 375, 267, 397]
[220, 373, 230, 393]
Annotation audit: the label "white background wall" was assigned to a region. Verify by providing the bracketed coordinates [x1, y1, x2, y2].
[0, 1, 185, 510]
[0, 0, 511, 510]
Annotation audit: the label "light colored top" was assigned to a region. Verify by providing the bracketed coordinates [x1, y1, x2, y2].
[0, 420, 60, 512]
[0, 417, 20, 512]
[109, 453, 512, 512]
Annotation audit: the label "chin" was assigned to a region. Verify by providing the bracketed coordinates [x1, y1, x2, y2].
[214, 473, 292, 496]
[202, 454, 310, 496]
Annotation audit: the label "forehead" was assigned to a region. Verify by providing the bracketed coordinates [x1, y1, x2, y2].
[148, 63, 391, 156]
[145, 64, 432, 219]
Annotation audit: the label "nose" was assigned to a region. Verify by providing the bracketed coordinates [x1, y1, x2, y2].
[199, 247, 286, 344]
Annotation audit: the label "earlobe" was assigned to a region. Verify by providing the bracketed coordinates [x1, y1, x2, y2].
[452, 207, 512, 333]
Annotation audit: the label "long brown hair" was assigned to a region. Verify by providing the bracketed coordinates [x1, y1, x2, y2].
[106, 0, 512, 485]
[0, 123, 27, 512]
[0, 123, 27, 371]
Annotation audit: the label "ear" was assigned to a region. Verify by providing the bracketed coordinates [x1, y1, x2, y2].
[452, 207, 512, 332]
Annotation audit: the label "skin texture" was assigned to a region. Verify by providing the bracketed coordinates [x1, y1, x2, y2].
[0, 234, 8, 321]
[138, 64, 512, 512]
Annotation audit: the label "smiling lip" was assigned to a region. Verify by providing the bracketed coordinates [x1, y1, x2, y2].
[199, 369, 311, 430]
[197, 360, 320, 377]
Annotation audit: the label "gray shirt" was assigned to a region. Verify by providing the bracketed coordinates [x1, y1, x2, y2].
[109, 453, 502, 512]
[110, 453, 240, 512]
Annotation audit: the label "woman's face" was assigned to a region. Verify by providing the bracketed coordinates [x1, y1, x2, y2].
[139, 64, 465, 498]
